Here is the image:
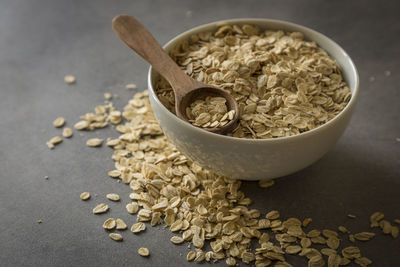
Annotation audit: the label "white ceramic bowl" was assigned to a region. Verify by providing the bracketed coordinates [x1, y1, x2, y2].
[148, 18, 359, 180]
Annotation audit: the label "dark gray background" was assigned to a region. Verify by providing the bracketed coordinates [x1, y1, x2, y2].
[0, 0, 399, 266]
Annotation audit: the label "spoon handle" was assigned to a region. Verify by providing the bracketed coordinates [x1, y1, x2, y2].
[112, 15, 197, 96]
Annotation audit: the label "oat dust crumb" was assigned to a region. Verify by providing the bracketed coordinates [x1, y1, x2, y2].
[104, 92, 112, 100]
[64, 75, 76, 84]
[125, 83, 137, 90]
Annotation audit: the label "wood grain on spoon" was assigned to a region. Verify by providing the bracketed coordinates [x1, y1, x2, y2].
[112, 15, 239, 134]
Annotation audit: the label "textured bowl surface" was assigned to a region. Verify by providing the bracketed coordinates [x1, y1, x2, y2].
[148, 18, 359, 180]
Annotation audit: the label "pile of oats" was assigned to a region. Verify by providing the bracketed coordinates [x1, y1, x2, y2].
[186, 96, 236, 129]
[50, 84, 396, 266]
[73, 90, 398, 267]
[73, 99, 122, 131]
[156, 24, 351, 138]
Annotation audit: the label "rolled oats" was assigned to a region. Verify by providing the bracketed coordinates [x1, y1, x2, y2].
[258, 179, 275, 188]
[86, 138, 103, 147]
[70, 86, 397, 266]
[186, 251, 196, 261]
[103, 218, 116, 230]
[64, 75, 76, 84]
[62, 127, 73, 138]
[126, 202, 139, 214]
[138, 247, 150, 257]
[125, 83, 137, 90]
[80, 192, 90, 200]
[116, 218, 127, 230]
[46, 136, 62, 149]
[93, 203, 108, 214]
[109, 233, 123, 241]
[106, 193, 120, 201]
[156, 24, 351, 138]
[131, 222, 146, 233]
[53, 117, 65, 128]
[186, 96, 235, 129]
[353, 232, 375, 241]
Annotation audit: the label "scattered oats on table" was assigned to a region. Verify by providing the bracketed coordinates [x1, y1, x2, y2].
[106, 193, 120, 201]
[138, 247, 150, 257]
[80, 192, 90, 200]
[186, 251, 196, 261]
[86, 138, 103, 147]
[109, 233, 123, 241]
[46, 136, 62, 149]
[74, 120, 89, 130]
[115, 218, 127, 230]
[92, 203, 108, 214]
[370, 211, 384, 227]
[354, 232, 375, 241]
[53, 117, 65, 128]
[338, 225, 348, 233]
[131, 222, 146, 233]
[258, 179, 275, 188]
[302, 217, 312, 227]
[170, 236, 184, 244]
[64, 75, 76, 84]
[57, 64, 396, 264]
[126, 202, 139, 214]
[104, 92, 112, 100]
[156, 24, 352, 138]
[103, 218, 116, 230]
[62, 127, 73, 138]
[125, 83, 137, 90]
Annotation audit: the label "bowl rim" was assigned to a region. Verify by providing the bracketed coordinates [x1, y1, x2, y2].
[148, 18, 359, 144]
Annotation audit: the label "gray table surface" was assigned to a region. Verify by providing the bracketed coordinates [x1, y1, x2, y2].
[0, 0, 399, 266]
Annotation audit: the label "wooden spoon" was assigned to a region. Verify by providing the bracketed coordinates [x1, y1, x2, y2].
[112, 15, 239, 134]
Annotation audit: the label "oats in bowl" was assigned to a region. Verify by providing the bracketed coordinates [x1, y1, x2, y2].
[148, 19, 359, 180]
[156, 24, 351, 139]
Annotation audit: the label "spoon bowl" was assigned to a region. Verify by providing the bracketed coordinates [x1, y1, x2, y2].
[176, 86, 240, 134]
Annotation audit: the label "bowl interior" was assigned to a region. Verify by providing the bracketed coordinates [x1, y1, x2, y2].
[148, 18, 359, 141]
